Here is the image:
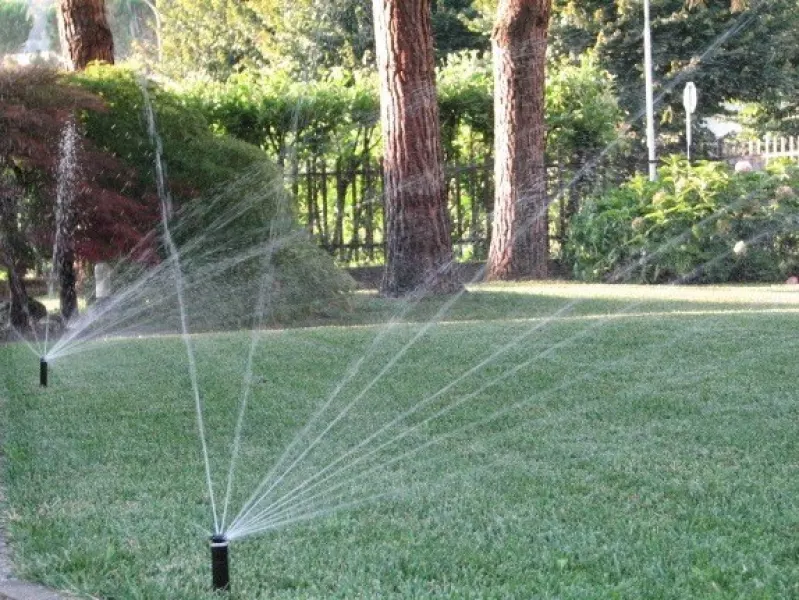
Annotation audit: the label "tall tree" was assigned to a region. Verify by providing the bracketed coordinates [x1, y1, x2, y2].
[487, 0, 551, 280]
[57, 0, 113, 320]
[0, 171, 33, 330]
[59, 0, 114, 70]
[550, 0, 799, 137]
[372, 0, 461, 296]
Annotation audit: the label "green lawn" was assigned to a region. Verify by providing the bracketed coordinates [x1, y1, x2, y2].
[1, 284, 799, 599]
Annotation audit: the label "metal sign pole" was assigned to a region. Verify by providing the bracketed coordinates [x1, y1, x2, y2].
[644, 0, 657, 181]
[683, 82, 698, 163]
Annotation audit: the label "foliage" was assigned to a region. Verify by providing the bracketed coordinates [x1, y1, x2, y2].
[0, 0, 33, 55]
[436, 50, 493, 162]
[186, 52, 623, 169]
[566, 157, 799, 283]
[159, 0, 269, 80]
[185, 67, 380, 164]
[431, 0, 488, 57]
[156, 0, 489, 80]
[551, 0, 799, 138]
[70, 65, 354, 320]
[0, 67, 151, 268]
[546, 52, 625, 162]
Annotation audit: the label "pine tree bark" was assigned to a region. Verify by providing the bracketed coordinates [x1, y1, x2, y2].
[487, 0, 551, 281]
[59, 0, 114, 71]
[5, 264, 31, 330]
[0, 181, 32, 330]
[373, 0, 461, 297]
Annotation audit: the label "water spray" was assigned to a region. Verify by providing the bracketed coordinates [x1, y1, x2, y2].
[40, 357, 48, 387]
[210, 534, 230, 592]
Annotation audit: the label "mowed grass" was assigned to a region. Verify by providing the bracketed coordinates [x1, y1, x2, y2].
[1, 283, 799, 599]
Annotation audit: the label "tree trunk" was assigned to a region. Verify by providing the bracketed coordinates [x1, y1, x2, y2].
[373, 0, 461, 297]
[487, 0, 551, 281]
[55, 237, 77, 321]
[6, 264, 31, 330]
[0, 179, 32, 330]
[59, 0, 114, 71]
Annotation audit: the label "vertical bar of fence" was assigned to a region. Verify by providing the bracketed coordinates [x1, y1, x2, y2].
[306, 159, 315, 237]
[349, 160, 361, 264]
[482, 155, 493, 255]
[558, 163, 567, 251]
[291, 155, 300, 208]
[320, 161, 329, 249]
[335, 158, 346, 263]
[454, 169, 464, 249]
[469, 163, 479, 255]
[364, 161, 375, 262]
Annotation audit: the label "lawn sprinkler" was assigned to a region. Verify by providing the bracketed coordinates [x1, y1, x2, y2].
[210, 534, 230, 592]
[40, 357, 48, 387]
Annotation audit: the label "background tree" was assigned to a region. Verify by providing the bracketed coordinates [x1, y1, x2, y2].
[0, 0, 33, 55]
[157, 0, 491, 80]
[160, 0, 268, 79]
[487, 0, 551, 280]
[56, 0, 114, 318]
[373, 0, 461, 296]
[59, 0, 114, 70]
[551, 0, 799, 138]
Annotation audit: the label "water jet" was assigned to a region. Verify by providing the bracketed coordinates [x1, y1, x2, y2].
[210, 534, 230, 592]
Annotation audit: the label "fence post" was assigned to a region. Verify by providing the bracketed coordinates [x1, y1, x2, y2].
[320, 161, 329, 248]
[335, 158, 346, 262]
[306, 158, 315, 236]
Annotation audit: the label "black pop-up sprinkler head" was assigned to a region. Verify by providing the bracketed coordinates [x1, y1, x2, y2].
[210, 534, 230, 592]
[40, 357, 48, 387]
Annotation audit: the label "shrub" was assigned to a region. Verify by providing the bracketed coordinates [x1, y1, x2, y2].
[565, 157, 799, 283]
[67, 65, 355, 324]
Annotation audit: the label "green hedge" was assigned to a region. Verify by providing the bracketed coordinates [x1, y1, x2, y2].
[70, 65, 354, 323]
[565, 157, 799, 283]
[184, 51, 623, 168]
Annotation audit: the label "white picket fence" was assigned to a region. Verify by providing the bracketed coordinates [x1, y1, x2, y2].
[722, 135, 799, 165]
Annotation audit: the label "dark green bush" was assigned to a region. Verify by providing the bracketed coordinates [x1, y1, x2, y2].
[565, 157, 799, 283]
[69, 65, 354, 323]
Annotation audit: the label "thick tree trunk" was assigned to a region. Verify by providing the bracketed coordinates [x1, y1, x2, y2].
[59, 0, 114, 71]
[55, 240, 77, 320]
[6, 265, 31, 330]
[373, 0, 461, 297]
[487, 0, 551, 281]
[0, 184, 32, 330]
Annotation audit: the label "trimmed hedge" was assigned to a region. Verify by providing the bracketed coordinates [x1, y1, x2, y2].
[70, 65, 354, 324]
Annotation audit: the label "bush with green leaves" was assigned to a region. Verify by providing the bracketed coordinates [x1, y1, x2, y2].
[185, 51, 623, 169]
[185, 67, 380, 165]
[0, 0, 32, 55]
[69, 65, 354, 323]
[565, 157, 799, 283]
